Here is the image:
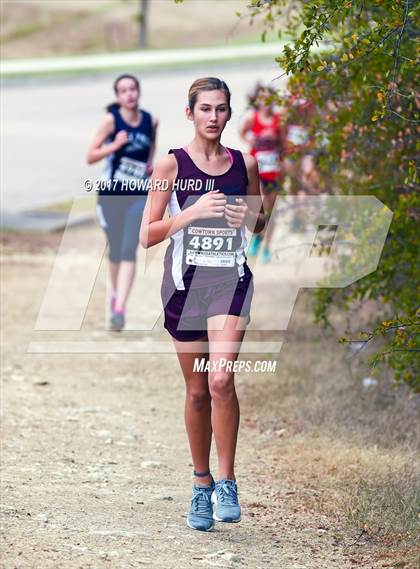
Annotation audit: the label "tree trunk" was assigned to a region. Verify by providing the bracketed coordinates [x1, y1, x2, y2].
[139, 0, 149, 49]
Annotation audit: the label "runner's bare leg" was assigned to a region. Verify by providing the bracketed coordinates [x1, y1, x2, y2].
[174, 339, 213, 486]
[207, 315, 247, 481]
[115, 260, 136, 311]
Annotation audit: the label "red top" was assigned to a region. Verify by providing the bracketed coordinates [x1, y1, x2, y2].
[250, 111, 283, 182]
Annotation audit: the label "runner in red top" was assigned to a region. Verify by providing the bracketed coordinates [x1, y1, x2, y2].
[240, 82, 286, 263]
[284, 95, 320, 194]
[250, 111, 283, 184]
[283, 94, 321, 231]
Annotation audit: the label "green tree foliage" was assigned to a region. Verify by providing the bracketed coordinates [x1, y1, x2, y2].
[242, 0, 419, 390]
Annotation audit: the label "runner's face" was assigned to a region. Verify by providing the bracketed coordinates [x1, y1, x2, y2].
[188, 90, 230, 140]
[116, 78, 140, 110]
[257, 88, 271, 109]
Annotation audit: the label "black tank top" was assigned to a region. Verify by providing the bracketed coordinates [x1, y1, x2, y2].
[101, 105, 153, 196]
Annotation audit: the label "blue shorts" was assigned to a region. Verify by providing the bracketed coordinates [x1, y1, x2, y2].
[96, 195, 147, 263]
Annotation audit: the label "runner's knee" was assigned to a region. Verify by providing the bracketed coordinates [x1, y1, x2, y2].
[209, 372, 235, 402]
[187, 388, 211, 412]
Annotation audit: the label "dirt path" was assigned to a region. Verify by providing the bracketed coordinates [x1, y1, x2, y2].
[1, 225, 396, 569]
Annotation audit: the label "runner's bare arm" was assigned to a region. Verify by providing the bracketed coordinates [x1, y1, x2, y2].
[86, 113, 120, 164]
[140, 154, 197, 248]
[239, 112, 254, 145]
[140, 154, 227, 248]
[244, 153, 265, 234]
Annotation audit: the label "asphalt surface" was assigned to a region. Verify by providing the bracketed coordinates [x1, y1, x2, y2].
[2, 61, 286, 213]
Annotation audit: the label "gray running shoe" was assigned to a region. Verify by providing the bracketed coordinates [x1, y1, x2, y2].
[212, 479, 241, 523]
[187, 481, 215, 531]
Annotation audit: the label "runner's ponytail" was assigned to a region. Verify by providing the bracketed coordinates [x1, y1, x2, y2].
[105, 102, 120, 112]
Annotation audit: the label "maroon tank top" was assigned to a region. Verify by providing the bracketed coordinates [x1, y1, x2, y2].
[163, 147, 252, 291]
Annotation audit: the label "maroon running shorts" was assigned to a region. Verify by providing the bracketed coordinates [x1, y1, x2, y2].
[161, 272, 254, 342]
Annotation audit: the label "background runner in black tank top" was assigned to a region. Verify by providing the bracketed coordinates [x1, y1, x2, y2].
[101, 104, 153, 197]
[87, 74, 158, 331]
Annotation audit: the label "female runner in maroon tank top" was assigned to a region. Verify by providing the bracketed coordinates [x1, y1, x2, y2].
[140, 77, 265, 531]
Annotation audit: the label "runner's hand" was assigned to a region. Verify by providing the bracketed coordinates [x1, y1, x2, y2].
[224, 198, 248, 228]
[113, 130, 129, 150]
[191, 190, 227, 220]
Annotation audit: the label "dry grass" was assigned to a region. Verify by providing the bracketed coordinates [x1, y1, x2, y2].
[281, 437, 419, 567]
[1, 0, 274, 58]
[239, 290, 420, 566]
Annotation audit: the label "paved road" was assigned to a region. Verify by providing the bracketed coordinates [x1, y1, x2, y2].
[1, 43, 286, 75]
[2, 61, 286, 213]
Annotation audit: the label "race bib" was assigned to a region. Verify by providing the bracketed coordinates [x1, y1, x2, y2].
[255, 150, 280, 174]
[287, 125, 309, 146]
[184, 226, 238, 268]
[114, 157, 147, 182]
